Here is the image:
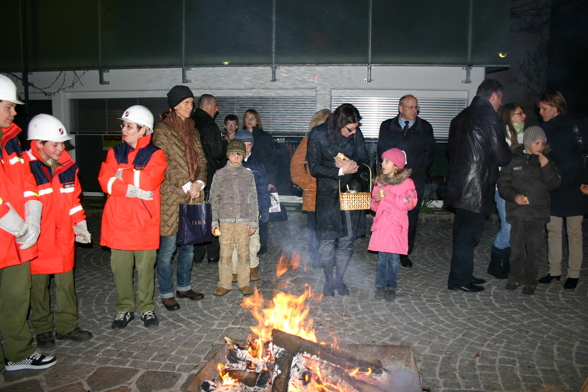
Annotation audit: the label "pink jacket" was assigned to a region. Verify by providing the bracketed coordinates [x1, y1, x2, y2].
[368, 170, 417, 255]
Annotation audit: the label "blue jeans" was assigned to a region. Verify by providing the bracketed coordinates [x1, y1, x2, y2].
[493, 190, 511, 249]
[376, 252, 400, 290]
[156, 235, 194, 298]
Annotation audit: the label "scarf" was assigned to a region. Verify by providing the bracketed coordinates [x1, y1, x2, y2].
[166, 110, 200, 182]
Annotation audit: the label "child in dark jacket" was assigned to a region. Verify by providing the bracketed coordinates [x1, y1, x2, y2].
[497, 126, 561, 295]
[368, 148, 418, 301]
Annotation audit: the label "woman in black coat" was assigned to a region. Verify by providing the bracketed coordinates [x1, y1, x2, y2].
[537, 91, 588, 289]
[307, 104, 370, 296]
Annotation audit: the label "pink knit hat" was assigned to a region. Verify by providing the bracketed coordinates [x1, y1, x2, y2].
[382, 148, 407, 169]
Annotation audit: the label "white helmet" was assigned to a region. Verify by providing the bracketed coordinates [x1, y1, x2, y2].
[118, 105, 154, 134]
[0, 74, 24, 105]
[27, 114, 72, 142]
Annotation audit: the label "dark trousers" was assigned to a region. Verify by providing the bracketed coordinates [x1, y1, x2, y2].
[193, 235, 220, 261]
[448, 208, 486, 288]
[306, 211, 321, 267]
[407, 180, 425, 255]
[509, 219, 545, 287]
[259, 220, 269, 251]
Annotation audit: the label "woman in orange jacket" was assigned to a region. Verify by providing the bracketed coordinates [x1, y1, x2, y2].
[99, 105, 166, 330]
[25, 114, 93, 348]
[290, 109, 331, 269]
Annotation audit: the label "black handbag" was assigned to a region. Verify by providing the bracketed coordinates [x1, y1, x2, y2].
[177, 203, 212, 245]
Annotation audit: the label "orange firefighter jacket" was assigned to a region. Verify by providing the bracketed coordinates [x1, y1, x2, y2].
[99, 135, 166, 251]
[25, 144, 85, 274]
[0, 123, 40, 268]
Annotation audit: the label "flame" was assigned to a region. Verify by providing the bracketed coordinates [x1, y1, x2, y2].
[216, 363, 236, 385]
[276, 251, 300, 278]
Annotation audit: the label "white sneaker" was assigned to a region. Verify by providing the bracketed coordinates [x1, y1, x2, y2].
[5, 351, 57, 371]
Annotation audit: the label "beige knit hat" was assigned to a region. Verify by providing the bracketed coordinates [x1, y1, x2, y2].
[523, 126, 546, 150]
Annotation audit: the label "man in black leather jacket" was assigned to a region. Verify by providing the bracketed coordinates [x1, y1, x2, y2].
[444, 79, 512, 292]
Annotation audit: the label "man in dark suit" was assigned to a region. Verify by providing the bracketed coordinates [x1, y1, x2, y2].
[377, 95, 435, 268]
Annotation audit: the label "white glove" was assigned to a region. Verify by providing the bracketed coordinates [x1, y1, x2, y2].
[73, 220, 92, 244]
[126, 185, 153, 200]
[16, 200, 42, 250]
[0, 203, 26, 237]
[115, 168, 124, 180]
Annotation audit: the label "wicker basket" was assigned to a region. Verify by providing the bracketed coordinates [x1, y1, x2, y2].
[339, 164, 372, 211]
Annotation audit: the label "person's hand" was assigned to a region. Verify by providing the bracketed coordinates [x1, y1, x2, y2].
[538, 153, 548, 167]
[212, 226, 221, 237]
[127, 185, 153, 200]
[268, 184, 276, 192]
[248, 226, 257, 236]
[334, 156, 346, 168]
[340, 159, 358, 175]
[73, 220, 92, 244]
[188, 182, 203, 199]
[374, 188, 385, 202]
[515, 194, 529, 205]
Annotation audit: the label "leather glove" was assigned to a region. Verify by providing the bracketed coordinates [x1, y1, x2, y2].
[126, 185, 153, 200]
[16, 200, 43, 250]
[73, 220, 92, 244]
[0, 203, 26, 237]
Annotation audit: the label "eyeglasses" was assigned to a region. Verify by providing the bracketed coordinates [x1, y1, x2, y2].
[245, 117, 256, 121]
[225, 123, 238, 127]
[513, 112, 525, 116]
[401, 105, 420, 110]
[345, 126, 358, 133]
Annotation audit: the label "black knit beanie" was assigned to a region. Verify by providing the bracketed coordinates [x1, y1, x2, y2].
[167, 85, 194, 109]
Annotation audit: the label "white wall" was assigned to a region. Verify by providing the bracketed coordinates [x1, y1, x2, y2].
[17, 65, 485, 130]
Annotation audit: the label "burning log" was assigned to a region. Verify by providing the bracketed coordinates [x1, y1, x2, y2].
[271, 350, 294, 392]
[272, 329, 384, 375]
[225, 369, 271, 388]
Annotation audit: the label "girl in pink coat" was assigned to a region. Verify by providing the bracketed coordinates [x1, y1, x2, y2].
[369, 148, 418, 301]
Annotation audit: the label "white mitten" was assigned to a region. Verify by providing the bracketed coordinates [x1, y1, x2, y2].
[16, 200, 42, 250]
[73, 220, 92, 244]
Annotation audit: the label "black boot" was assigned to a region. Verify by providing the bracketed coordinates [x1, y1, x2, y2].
[322, 260, 335, 297]
[334, 257, 351, 296]
[487, 245, 510, 279]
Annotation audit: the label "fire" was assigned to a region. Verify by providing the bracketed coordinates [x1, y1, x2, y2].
[217, 363, 236, 385]
[275, 251, 300, 278]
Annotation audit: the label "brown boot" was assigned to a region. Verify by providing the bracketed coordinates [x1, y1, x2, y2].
[162, 297, 180, 311]
[250, 267, 260, 281]
[240, 286, 254, 296]
[213, 287, 231, 296]
[232, 274, 238, 282]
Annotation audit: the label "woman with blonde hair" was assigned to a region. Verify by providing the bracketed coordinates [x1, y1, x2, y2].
[290, 109, 331, 268]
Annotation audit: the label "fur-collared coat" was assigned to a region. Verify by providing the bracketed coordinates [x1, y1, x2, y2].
[153, 119, 207, 237]
[368, 169, 418, 255]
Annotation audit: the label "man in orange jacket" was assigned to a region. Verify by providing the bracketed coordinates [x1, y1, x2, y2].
[0, 74, 56, 371]
[25, 114, 94, 348]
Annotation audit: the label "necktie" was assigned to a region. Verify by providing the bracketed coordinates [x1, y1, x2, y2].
[403, 121, 409, 136]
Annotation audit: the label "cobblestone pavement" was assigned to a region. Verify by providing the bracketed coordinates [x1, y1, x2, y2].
[1, 209, 587, 392]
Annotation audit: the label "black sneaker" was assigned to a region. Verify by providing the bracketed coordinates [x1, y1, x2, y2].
[112, 312, 134, 329]
[384, 289, 396, 301]
[400, 255, 413, 268]
[5, 351, 57, 371]
[140, 310, 159, 328]
[36, 331, 56, 349]
[56, 327, 93, 342]
[505, 281, 521, 291]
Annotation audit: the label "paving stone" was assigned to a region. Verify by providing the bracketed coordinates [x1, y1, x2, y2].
[135, 370, 181, 392]
[86, 366, 139, 391]
[49, 383, 87, 392]
[0, 379, 43, 392]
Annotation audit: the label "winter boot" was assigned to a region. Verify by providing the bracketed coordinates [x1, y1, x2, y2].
[250, 267, 260, 281]
[334, 257, 351, 296]
[322, 259, 336, 296]
[488, 245, 510, 279]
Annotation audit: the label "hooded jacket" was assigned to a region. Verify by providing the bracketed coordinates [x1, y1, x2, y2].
[498, 146, 561, 222]
[444, 96, 512, 215]
[99, 135, 166, 250]
[0, 123, 40, 268]
[25, 145, 85, 274]
[368, 169, 418, 255]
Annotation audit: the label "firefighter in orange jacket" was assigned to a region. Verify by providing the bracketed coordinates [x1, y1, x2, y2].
[25, 114, 94, 349]
[0, 74, 56, 371]
[98, 105, 166, 330]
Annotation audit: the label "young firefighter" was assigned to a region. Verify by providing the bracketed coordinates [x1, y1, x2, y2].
[497, 126, 561, 295]
[99, 105, 167, 328]
[232, 130, 270, 281]
[0, 74, 55, 371]
[210, 139, 258, 296]
[25, 114, 93, 348]
[368, 148, 418, 301]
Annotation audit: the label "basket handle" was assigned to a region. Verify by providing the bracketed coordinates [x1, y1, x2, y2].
[338, 163, 373, 193]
